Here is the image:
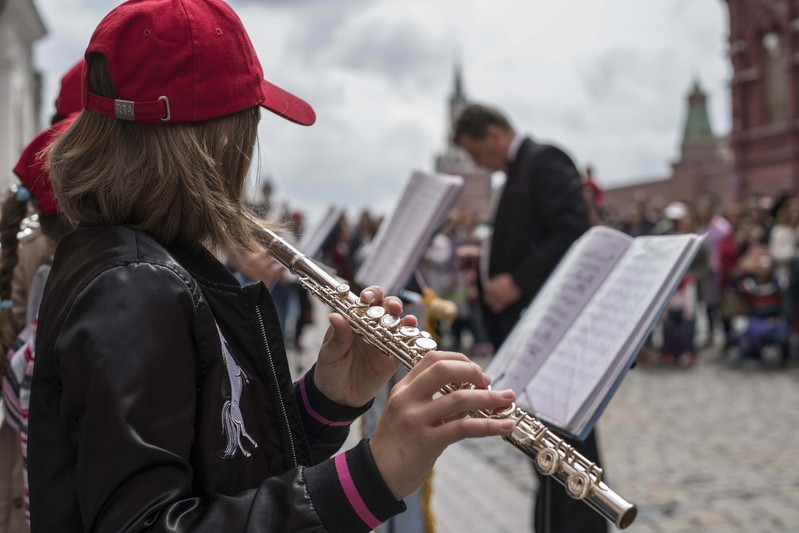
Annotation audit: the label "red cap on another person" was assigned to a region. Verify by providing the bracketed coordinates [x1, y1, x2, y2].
[54, 61, 85, 117]
[13, 115, 78, 216]
[83, 0, 315, 126]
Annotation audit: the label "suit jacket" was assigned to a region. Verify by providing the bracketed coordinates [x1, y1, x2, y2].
[484, 137, 589, 347]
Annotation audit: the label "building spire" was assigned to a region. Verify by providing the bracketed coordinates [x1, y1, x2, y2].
[682, 78, 715, 146]
[448, 52, 467, 128]
[453, 58, 463, 100]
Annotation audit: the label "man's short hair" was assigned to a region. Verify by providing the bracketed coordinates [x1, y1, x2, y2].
[453, 104, 513, 143]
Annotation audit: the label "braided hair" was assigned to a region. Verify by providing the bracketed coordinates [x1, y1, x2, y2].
[0, 187, 33, 365]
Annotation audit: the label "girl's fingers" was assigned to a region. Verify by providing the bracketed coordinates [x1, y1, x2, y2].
[360, 285, 383, 304]
[380, 295, 404, 316]
[319, 314, 353, 359]
[419, 388, 515, 426]
[399, 313, 418, 328]
[358, 285, 407, 319]
[434, 416, 517, 446]
[405, 356, 490, 398]
[404, 351, 473, 382]
[409, 350, 472, 371]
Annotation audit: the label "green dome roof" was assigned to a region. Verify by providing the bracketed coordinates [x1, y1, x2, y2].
[683, 80, 715, 145]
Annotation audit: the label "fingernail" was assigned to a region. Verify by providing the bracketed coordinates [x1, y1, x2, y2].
[482, 373, 492, 386]
[362, 290, 375, 302]
[500, 390, 515, 401]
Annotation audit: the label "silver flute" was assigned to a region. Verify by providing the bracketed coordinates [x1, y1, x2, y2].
[260, 228, 637, 529]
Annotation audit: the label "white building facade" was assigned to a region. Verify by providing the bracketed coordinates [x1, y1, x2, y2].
[0, 0, 45, 191]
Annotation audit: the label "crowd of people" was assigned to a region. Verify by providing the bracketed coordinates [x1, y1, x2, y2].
[275, 177, 799, 373]
[595, 190, 798, 369]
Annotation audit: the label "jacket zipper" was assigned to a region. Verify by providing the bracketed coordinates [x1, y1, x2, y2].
[254, 305, 298, 467]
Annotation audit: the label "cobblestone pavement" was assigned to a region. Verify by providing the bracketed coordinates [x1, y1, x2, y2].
[431, 351, 799, 533]
[289, 300, 799, 532]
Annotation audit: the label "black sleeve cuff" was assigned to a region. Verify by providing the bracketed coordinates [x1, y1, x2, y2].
[295, 365, 375, 463]
[303, 439, 406, 533]
[296, 364, 373, 426]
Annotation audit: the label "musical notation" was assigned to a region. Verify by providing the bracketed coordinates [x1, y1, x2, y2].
[527, 234, 696, 426]
[494, 229, 631, 396]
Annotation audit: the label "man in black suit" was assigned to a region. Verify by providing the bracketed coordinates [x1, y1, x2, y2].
[455, 103, 607, 533]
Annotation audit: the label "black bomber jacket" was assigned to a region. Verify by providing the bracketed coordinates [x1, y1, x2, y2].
[28, 226, 405, 532]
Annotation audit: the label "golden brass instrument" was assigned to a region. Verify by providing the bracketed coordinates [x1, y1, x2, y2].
[260, 228, 637, 529]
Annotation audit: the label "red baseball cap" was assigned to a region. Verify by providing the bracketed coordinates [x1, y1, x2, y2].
[83, 0, 315, 126]
[13, 114, 78, 216]
[54, 60, 84, 117]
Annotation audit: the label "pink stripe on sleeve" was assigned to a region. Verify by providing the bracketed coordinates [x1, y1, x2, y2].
[299, 374, 353, 427]
[334, 454, 382, 530]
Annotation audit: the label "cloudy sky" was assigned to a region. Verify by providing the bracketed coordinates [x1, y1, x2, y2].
[32, 0, 730, 227]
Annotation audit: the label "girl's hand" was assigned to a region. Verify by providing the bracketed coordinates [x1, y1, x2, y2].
[313, 285, 416, 408]
[369, 351, 516, 500]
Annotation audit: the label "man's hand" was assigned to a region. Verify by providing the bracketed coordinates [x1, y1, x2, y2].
[483, 273, 522, 313]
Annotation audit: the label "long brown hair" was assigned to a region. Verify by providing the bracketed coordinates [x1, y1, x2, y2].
[47, 54, 266, 258]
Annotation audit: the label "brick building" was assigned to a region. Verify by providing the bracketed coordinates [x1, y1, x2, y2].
[605, 0, 799, 217]
[726, 0, 799, 198]
[603, 81, 734, 217]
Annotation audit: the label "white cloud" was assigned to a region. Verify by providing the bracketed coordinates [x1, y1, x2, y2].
[30, 0, 730, 228]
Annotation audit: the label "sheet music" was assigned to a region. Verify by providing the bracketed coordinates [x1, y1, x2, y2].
[297, 205, 346, 259]
[571, 234, 704, 435]
[488, 226, 631, 396]
[355, 171, 464, 295]
[523, 234, 696, 429]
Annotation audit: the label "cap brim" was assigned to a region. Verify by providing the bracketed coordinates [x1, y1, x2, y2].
[260, 79, 316, 126]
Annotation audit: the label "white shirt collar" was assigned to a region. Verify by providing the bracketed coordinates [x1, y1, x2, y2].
[507, 133, 523, 164]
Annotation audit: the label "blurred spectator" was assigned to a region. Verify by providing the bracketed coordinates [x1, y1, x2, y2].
[696, 195, 732, 347]
[718, 204, 746, 350]
[732, 254, 790, 368]
[350, 209, 380, 274]
[417, 230, 454, 298]
[620, 201, 654, 237]
[768, 198, 799, 286]
[743, 195, 771, 246]
[288, 212, 312, 351]
[582, 165, 606, 226]
[660, 201, 687, 235]
[1, 60, 83, 532]
[247, 180, 274, 220]
[661, 212, 699, 366]
[321, 214, 354, 284]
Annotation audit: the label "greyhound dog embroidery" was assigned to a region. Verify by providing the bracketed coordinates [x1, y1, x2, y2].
[216, 325, 258, 458]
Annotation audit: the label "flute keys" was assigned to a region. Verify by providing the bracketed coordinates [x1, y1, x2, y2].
[492, 403, 517, 418]
[414, 337, 437, 351]
[366, 306, 386, 320]
[566, 472, 592, 500]
[335, 284, 350, 295]
[380, 314, 401, 329]
[399, 326, 420, 337]
[535, 447, 561, 475]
